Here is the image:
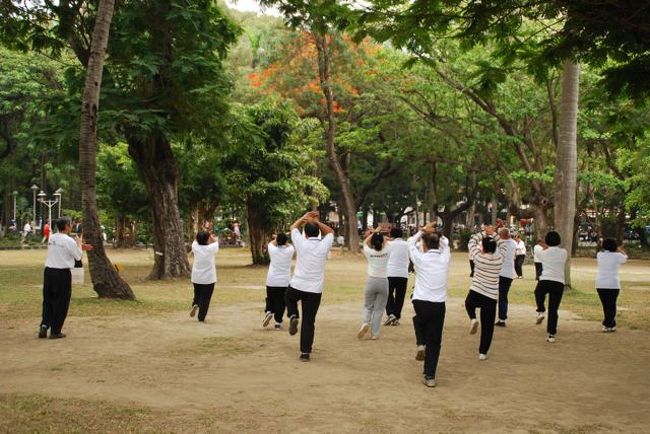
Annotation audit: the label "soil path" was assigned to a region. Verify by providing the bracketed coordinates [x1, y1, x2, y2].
[2, 298, 649, 433]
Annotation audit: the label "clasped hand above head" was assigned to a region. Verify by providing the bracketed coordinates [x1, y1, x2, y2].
[420, 222, 437, 234]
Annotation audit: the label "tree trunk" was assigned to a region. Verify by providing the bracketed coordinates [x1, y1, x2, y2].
[313, 32, 360, 252]
[127, 136, 190, 279]
[247, 199, 270, 265]
[554, 60, 580, 288]
[78, 0, 135, 299]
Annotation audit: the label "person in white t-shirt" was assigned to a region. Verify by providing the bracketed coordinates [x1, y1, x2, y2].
[262, 232, 295, 330]
[384, 226, 409, 326]
[39, 217, 93, 339]
[408, 222, 451, 387]
[513, 233, 526, 278]
[286, 211, 334, 362]
[533, 239, 544, 280]
[534, 231, 568, 343]
[495, 227, 517, 327]
[190, 229, 219, 322]
[596, 238, 628, 332]
[357, 227, 391, 340]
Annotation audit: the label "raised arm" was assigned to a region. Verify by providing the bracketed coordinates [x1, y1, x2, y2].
[290, 212, 312, 231]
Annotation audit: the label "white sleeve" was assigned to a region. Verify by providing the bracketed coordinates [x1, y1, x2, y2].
[468, 233, 483, 260]
[209, 240, 219, 254]
[291, 228, 305, 251]
[67, 237, 82, 261]
[618, 252, 628, 264]
[321, 232, 334, 251]
[407, 232, 423, 263]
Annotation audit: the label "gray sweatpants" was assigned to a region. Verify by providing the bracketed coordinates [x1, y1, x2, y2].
[363, 276, 389, 337]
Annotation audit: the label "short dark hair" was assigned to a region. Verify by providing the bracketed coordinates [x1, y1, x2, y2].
[196, 231, 210, 245]
[276, 232, 288, 246]
[602, 238, 618, 252]
[371, 233, 384, 251]
[422, 233, 440, 250]
[56, 216, 71, 232]
[482, 237, 497, 254]
[390, 227, 403, 239]
[545, 231, 561, 247]
[304, 222, 319, 238]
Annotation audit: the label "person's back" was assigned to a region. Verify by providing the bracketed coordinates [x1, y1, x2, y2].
[498, 238, 517, 279]
[386, 237, 409, 278]
[191, 238, 219, 284]
[410, 235, 451, 302]
[539, 246, 567, 284]
[267, 242, 295, 287]
[290, 228, 333, 293]
[363, 242, 391, 278]
[469, 235, 505, 299]
[596, 250, 627, 289]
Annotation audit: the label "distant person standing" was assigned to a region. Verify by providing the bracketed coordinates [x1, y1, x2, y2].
[286, 211, 334, 361]
[514, 233, 526, 278]
[39, 217, 93, 339]
[384, 227, 409, 326]
[495, 228, 517, 327]
[596, 239, 628, 332]
[465, 224, 505, 360]
[262, 232, 295, 330]
[408, 222, 451, 387]
[41, 222, 51, 244]
[190, 228, 219, 322]
[358, 227, 391, 340]
[534, 231, 568, 343]
[23, 221, 33, 242]
[533, 239, 544, 280]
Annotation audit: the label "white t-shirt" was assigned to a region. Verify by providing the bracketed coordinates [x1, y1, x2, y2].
[24, 223, 32, 236]
[191, 240, 219, 284]
[363, 243, 391, 278]
[408, 232, 451, 303]
[596, 251, 627, 289]
[266, 243, 295, 287]
[289, 228, 333, 294]
[45, 232, 82, 269]
[515, 240, 526, 256]
[498, 238, 517, 279]
[539, 246, 567, 284]
[386, 238, 409, 278]
[533, 244, 544, 263]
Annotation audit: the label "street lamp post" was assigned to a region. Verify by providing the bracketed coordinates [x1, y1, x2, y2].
[12, 191, 18, 223]
[31, 185, 39, 225]
[54, 188, 64, 218]
[38, 190, 60, 227]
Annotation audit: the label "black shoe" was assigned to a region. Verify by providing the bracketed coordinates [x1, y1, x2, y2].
[299, 352, 310, 362]
[38, 325, 48, 339]
[495, 320, 506, 327]
[49, 332, 66, 339]
[289, 315, 299, 336]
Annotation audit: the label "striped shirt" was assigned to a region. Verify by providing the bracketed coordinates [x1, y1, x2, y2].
[468, 233, 506, 300]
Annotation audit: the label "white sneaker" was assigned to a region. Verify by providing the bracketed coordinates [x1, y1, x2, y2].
[469, 319, 479, 335]
[422, 376, 436, 387]
[384, 314, 396, 326]
[357, 323, 370, 339]
[479, 353, 488, 361]
[262, 311, 273, 327]
[370, 335, 379, 340]
[415, 345, 425, 361]
[536, 313, 545, 325]
[546, 334, 556, 343]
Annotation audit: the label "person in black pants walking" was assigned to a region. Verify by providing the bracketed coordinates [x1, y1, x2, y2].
[595, 238, 627, 332]
[407, 222, 451, 387]
[384, 227, 410, 326]
[534, 231, 567, 343]
[465, 224, 506, 360]
[286, 211, 334, 361]
[190, 227, 219, 322]
[39, 217, 93, 339]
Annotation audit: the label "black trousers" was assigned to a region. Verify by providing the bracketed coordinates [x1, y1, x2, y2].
[534, 280, 564, 335]
[534, 262, 543, 280]
[469, 260, 475, 277]
[265, 286, 287, 323]
[515, 255, 526, 277]
[498, 276, 514, 321]
[412, 300, 445, 378]
[386, 277, 408, 319]
[285, 286, 322, 354]
[41, 267, 72, 335]
[597, 288, 620, 328]
[465, 290, 497, 354]
[192, 282, 215, 321]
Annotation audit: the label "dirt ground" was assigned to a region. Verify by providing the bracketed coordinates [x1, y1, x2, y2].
[2, 287, 650, 433]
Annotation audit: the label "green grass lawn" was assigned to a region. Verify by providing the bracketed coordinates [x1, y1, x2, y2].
[1, 247, 648, 330]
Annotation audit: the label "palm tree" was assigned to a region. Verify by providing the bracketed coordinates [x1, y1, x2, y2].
[553, 60, 579, 288]
[79, 0, 135, 299]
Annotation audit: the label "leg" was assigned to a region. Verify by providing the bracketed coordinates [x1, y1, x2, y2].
[515, 255, 524, 277]
[299, 291, 321, 354]
[264, 286, 273, 314]
[535, 262, 543, 280]
[609, 289, 620, 328]
[393, 277, 408, 320]
[478, 296, 497, 355]
[385, 277, 397, 316]
[285, 286, 300, 319]
[192, 285, 199, 308]
[269, 287, 287, 324]
[420, 301, 445, 379]
[546, 282, 565, 335]
[197, 283, 215, 321]
[497, 276, 513, 321]
[534, 281, 547, 313]
[371, 282, 389, 336]
[469, 260, 475, 277]
[50, 270, 72, 335]
[41, 268, 54, 329]
[412, 310, 425, 346]
[597, 288, 608, 327]
[465, 291, 477, 319]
